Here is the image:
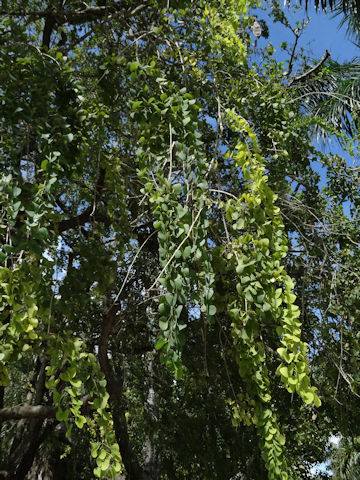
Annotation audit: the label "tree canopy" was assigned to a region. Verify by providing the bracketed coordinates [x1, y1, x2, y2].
[1, 1, 360, 479]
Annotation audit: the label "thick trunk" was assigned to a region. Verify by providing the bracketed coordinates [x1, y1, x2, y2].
[6, 420, 53, 480]
[6, 356, 50, 479]
[11, 420, 44, 480]
[0, 386, 4, 438]
[99, 296, 152, 480]
[8, 357, 44, 459]
[112, 401, 152, 480]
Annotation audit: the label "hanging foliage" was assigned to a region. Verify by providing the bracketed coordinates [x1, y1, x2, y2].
[1, 1, 359, 479]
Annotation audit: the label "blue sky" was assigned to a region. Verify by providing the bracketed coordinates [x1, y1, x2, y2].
[260, 2, 359, 62]
[254, 3, 360, 220]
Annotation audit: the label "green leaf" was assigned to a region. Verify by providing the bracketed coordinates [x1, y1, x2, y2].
[75, 415, 87, 429]
[303, 391, 314, 405]
[12, 200, 21, 212]
[159, 319, 169, 330]
[262, 302, 271, 312]
[279, 366, 289, 378]
[41, 159, 48, 171]
[277, 347, 286, 358]
[165, 293, 176, 306]
[208, 305, 216, 316]
[70, 378, 82, 388]
[132, 100, 143, 109]
[12, 186, 21, 197]
[159, 302, 169, 315]
[130, 62, 138, 72]
[100, 457, 110, 471]
[93, 466, 101, 478]
[174, 364, 183, 380]
[155, 337, 166, 350]
[56, 408, 66, 421]
[98, 449, 107, 461]
[173, 276, 183, 291]
[91, 442, 99, 459]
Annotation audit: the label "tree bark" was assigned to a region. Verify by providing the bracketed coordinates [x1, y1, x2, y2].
[0, 405, 57, 421]
[99, 294, 152, 480]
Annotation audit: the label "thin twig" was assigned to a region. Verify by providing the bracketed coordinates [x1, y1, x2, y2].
[168, 122, 173, 180]
[285, 28, 299, 77]
[109, 231, 157, 311]
[147, 208, 203, 293]
[209, 188, 238, 200]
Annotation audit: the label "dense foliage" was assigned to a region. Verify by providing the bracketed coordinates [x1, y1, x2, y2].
[1, 1, 360, 479]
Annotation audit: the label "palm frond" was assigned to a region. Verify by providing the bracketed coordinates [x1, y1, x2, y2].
[291, 60, 360, 138]
[300, 0, 360, 15]
[332, 0, 360, 41]
[332, 438, 360, 480]
[297, 0, 360, 41]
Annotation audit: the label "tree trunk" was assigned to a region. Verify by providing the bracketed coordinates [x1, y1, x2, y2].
[143, 353, 159, 479]
[99, 296, 153, 480]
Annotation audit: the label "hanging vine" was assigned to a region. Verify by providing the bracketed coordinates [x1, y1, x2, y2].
[224, 111, 321, 479]
[133, 61, 215, 377]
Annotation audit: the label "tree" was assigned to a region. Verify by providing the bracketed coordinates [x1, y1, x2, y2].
[286, 0, 360, 138]
[1, 1, 360, 479]
[331, 438, 360, 480]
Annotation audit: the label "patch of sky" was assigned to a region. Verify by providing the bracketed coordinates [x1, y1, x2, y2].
[42, 237, 68, 297]
[257, 2, 359, 64]
[310, 434, 342, 477]
[255, 3, 360, 227]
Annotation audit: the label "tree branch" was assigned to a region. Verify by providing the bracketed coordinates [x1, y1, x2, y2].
[288, 50, 330, 86]
[0, 3, 150, 26]
[0, 405, 57, 421]
[56, 205, 93, 233]
[284, 28, 299, 77]
[42, 10, 56, 49]
[0, 402, 92, 421]
[99, 299, 122, 397]
[55, 168, 110, 233]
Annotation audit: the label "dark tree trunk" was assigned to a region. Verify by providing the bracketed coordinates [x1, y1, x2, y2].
[6, 356, 50, 479]
[99, 297, 153, 480]
[11, 420, 44, 480]
[112, 401, 152, 480]
[6, 420, 53, 480]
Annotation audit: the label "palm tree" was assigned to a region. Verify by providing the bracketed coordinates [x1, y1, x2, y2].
[290, 60, 360, 137]
[332, 0, 360, 40]
[283, 0, 360, 138]
[282, 0, 360, 137]
[331, 437, 360, 480]
[301, 0, 360, 33]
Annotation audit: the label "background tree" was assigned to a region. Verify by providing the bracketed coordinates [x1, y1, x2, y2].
[0, 1, 360, 479]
